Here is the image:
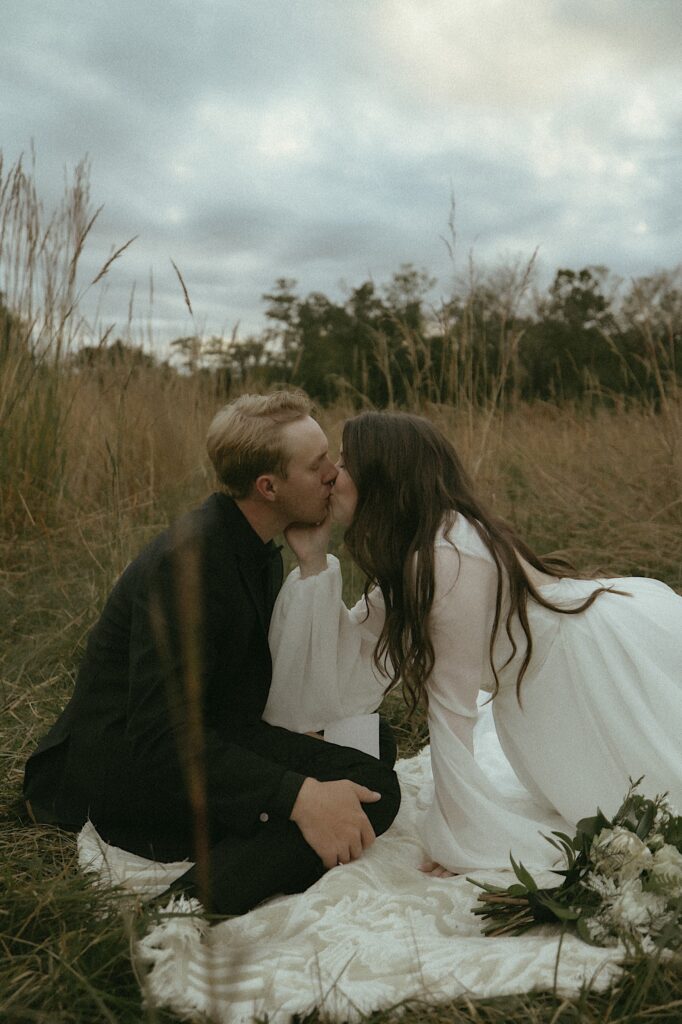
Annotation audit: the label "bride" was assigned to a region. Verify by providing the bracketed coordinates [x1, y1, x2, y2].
[264, 411, 682, 875]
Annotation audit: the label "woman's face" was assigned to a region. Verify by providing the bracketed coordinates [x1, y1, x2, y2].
[329, 450, 358, 526]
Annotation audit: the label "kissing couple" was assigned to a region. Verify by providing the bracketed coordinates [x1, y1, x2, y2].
[24, 390, 682, 912]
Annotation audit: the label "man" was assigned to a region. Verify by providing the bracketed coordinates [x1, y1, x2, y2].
[24, 391, 400, 914]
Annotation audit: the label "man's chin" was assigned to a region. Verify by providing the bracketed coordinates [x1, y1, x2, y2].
[297, 509, 329, 526]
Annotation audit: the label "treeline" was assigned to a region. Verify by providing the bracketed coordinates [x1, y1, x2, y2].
[1, 152, 680, 412]
[3, 260, 680, 411]
[163, 261, 681, 407]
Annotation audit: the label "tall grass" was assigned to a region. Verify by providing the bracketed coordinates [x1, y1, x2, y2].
[1, 154, 681, 1022]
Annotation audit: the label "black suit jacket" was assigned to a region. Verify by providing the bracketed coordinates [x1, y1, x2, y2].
[24, 494, 307, 839]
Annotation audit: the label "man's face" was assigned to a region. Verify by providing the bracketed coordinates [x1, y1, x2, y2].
[273, 417, 337, 526]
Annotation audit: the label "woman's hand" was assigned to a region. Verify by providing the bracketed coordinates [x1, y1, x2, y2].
[285, 512, 333, 577]
[419, 859, 458, 878]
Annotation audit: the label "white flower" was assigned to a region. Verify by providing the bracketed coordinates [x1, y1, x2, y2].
[591, 826, 653, 880]
[583, 871, 620, 899]
[583, 878, 671, 950]
[607, 879, 666, 931]
[654, 805, 673, 830]
[584, 913, 618, 947]
[646, 804, 674, 849]
[650, 844, 682, 895]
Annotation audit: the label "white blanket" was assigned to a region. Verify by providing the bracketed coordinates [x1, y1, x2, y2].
[77, 715, 624, 1023]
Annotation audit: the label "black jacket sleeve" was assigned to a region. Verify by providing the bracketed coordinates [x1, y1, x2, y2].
[123, 539, 308, 836]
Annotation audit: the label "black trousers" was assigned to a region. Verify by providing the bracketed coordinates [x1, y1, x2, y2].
[100, 719, 400, 916]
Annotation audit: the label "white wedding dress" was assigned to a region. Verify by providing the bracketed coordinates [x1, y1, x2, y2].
[266, 514, 682, 872]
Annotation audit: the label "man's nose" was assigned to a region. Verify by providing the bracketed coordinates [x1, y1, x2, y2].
[323, 461, 338, 484]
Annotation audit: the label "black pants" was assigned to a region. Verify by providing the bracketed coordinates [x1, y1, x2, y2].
[100, 719, 400, 915]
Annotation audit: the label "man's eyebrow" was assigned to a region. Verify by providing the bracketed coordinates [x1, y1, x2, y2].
[309, 448, 328, 466]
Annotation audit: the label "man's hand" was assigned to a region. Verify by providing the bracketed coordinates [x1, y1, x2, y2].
[290, 777, 380, 868]
[284, 512, 333, 577]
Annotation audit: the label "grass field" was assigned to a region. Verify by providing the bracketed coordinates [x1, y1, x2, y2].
[2, 370, 681, 1022]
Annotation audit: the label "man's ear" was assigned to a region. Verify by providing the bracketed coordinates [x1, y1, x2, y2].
[253, 474, 279, 502]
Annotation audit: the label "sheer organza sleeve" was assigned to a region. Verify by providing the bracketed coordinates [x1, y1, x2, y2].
[264, 555, 388, 733]
[422, 528, 567, 870]
[426, 538, 498, 749]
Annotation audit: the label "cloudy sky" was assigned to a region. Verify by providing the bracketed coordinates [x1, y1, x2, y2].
[2, 0, 680, 350]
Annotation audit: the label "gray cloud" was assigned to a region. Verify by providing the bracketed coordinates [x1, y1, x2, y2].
[1, 0, 680, 349]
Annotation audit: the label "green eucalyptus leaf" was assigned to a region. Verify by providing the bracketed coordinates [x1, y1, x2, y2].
[535, 894, 580, 921]
[636, 801, 657, 838]
[576, 809, 609, 840]
[466, 877, 507, 894]
[551, 831, 577, 848]
[510, 854, 537, 892]
[664, 817, 682, 849]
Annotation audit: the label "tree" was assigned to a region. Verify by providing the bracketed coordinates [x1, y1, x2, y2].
[230, 336, 270, 389]
[619, 269, 682, 401]
[69, 338, 158, 371]
[170, 335, 203, 374]
[262, 278, 301, 380]
[523, 268, 624, 400]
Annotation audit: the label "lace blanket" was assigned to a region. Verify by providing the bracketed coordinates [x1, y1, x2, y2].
[77, 726, 623, 1023]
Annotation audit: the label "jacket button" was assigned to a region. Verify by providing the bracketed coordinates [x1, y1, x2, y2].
[259, 812, 269, 823]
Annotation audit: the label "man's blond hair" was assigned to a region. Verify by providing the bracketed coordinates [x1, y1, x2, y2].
[206, 391, 313, 499]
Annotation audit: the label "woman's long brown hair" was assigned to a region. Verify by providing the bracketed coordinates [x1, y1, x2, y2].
[342, 411, 623, 714]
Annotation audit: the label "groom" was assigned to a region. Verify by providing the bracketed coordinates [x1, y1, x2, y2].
[23, 391, 400, 914]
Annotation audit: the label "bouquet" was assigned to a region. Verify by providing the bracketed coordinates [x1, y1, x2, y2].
[469, 779, 682, 953]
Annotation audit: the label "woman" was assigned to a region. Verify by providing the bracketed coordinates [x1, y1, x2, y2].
[264, 411, 682, 874]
